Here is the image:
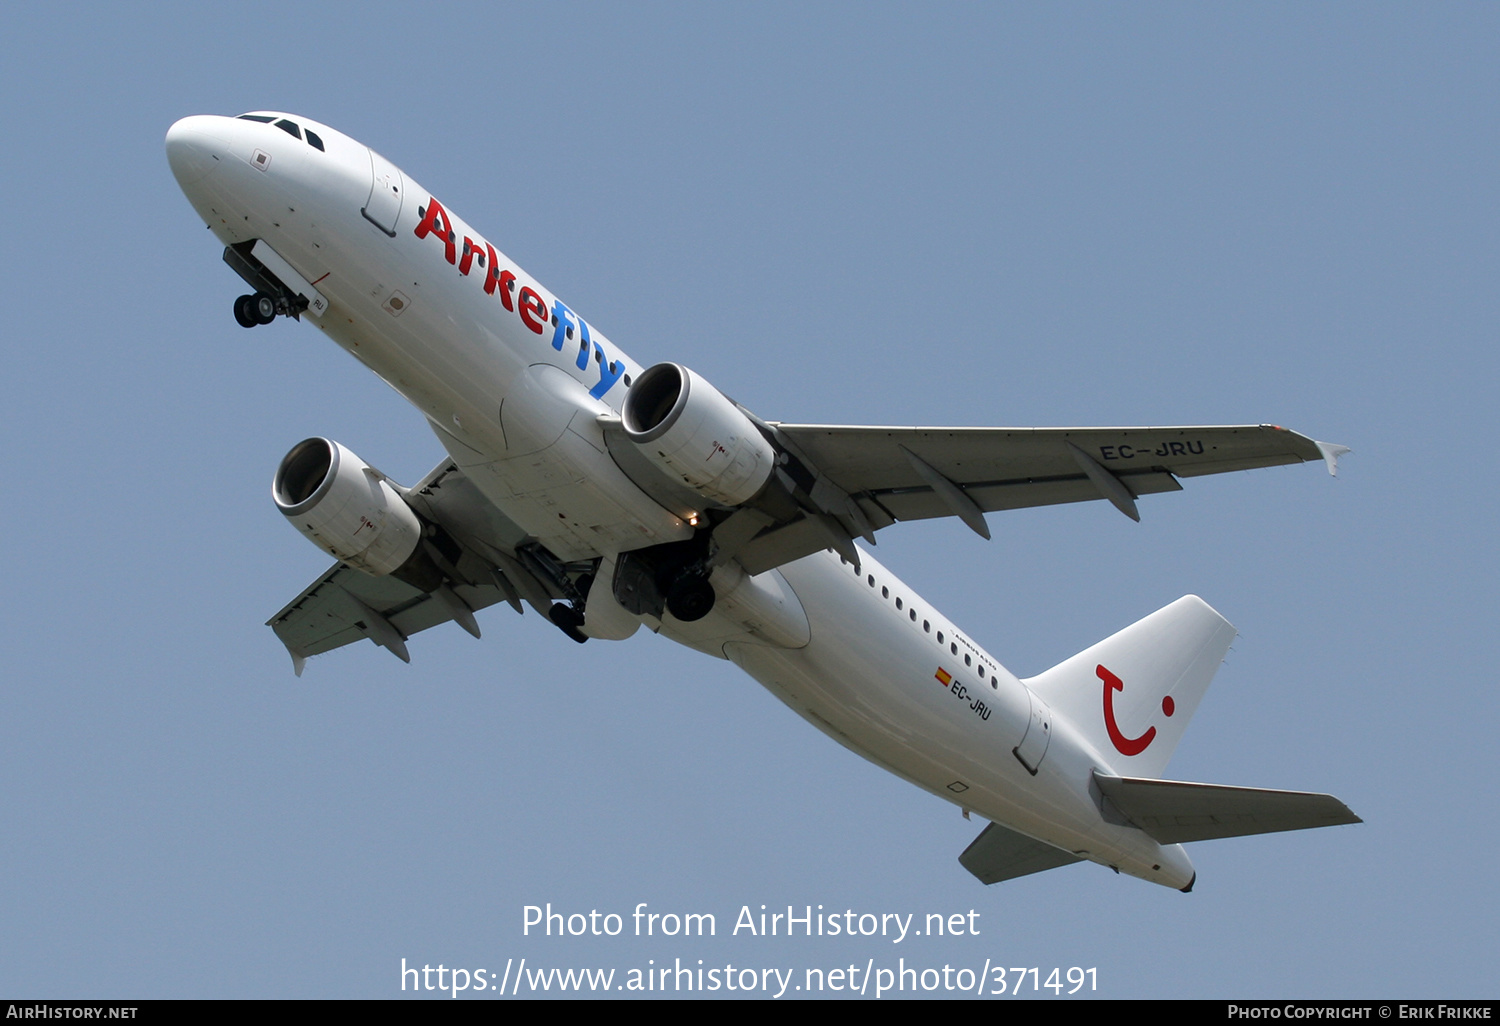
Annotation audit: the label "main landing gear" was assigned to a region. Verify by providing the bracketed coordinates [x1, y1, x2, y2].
[233, 292, 278, 328]
[543, 556, 714, 644]
[547, 603, 589, 645]
[665, 574, 715, 622]
[612, 540, 718, 624]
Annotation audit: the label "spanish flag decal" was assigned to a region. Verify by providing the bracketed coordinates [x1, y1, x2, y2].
[935, 667, 953, 687]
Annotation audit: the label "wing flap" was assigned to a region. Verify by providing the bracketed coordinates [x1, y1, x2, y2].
[958, 820, 1084, 885]
[736, 516, 834, 576]
[1094, 773, 1361, 844]
[872, 470, 1183, 522]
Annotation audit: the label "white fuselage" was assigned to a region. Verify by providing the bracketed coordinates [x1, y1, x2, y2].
[167, 112, 1193, 889]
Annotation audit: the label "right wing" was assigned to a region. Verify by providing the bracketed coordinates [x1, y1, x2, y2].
[267, 562, 512, 674]
[267, 460, 557, 674]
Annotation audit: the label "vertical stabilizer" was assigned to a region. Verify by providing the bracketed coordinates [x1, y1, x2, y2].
[1025, 596, 1236, 779]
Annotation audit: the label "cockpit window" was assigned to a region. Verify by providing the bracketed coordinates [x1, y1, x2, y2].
[236, 113, 324, 152]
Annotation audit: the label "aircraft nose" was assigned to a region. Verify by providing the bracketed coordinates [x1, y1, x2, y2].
[165, 115, 229, 186]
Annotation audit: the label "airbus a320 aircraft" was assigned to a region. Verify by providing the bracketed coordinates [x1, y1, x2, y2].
[166, 112, 1359, 892]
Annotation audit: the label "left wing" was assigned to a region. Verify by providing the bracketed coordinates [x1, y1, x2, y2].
[602, 417, 1347, 576]
[773, 422, 1346, 527]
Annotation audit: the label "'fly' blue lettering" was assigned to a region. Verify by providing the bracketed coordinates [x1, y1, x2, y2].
[551, 300, 576, 353]
[576, 318, 594, 370]
[590, 344, 625, 399]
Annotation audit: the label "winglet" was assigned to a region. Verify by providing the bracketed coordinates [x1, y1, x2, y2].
[274, 625, 311, 677]
[1315, 441, 1352, 477]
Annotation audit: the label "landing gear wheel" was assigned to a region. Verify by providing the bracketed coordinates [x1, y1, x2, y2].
[233, 294, 258, 328]
[548, 603, 589, 644]
[666, 576, 715, 622]
[252, 292, 277, 325]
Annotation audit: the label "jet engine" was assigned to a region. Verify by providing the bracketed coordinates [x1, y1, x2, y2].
[620, 362, 775, 507]
[273, 437, 423, 576]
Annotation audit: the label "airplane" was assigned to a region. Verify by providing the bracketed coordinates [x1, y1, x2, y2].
[165, 111, 1359, 892]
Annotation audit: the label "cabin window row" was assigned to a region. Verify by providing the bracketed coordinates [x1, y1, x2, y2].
[845, 557, 998, 689]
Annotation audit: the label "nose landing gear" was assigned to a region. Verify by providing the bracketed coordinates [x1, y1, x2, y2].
[233, 292, 279, 328]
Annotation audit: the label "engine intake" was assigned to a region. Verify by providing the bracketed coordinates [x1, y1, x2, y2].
[273, 438, 422, 576]
[621, 363, 775, 507]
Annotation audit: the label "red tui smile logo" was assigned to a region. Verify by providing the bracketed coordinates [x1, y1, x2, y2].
[1098, 664, 1174, 757]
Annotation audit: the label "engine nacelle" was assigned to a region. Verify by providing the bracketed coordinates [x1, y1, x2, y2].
[620, 362, 775, 507]
[273, 438, 422, 576]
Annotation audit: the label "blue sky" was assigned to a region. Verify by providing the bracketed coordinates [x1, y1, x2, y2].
[2, 3, 1495, 999]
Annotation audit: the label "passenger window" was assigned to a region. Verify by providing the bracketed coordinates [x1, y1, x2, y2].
[274, 119, 302, 140]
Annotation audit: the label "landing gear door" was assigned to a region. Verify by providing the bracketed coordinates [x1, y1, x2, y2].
[362, 148, 404, 236]
[1012, 686, 1053, 775]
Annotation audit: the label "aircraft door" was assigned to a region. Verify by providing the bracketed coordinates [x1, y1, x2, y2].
[1012, 686, 1053, 775]
[362, 148, 404, 236]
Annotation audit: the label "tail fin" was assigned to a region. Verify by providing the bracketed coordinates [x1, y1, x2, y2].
[1025, 595, 1236, 779]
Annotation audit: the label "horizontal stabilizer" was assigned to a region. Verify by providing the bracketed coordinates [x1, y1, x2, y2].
[1094, 772, 1361, 844]
[959, 821, 1083, 885]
